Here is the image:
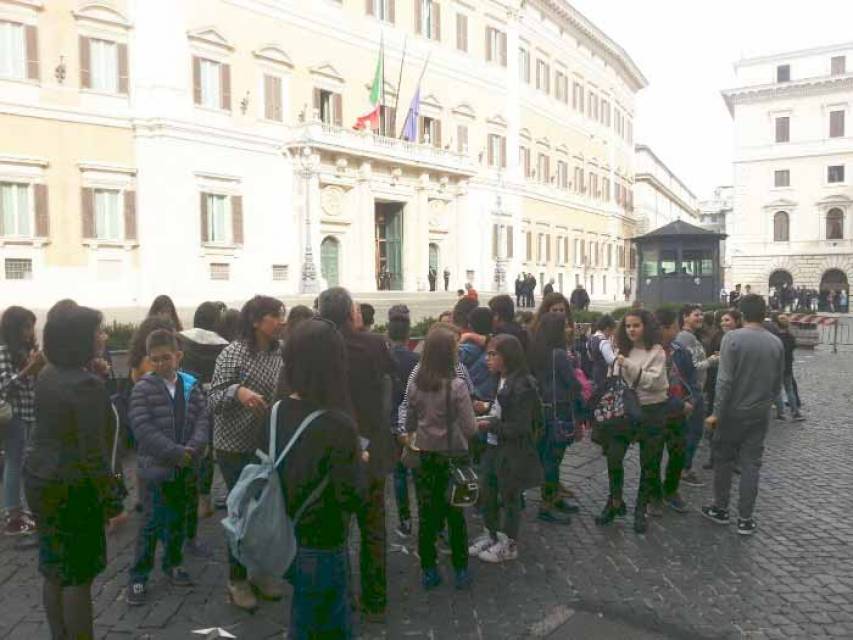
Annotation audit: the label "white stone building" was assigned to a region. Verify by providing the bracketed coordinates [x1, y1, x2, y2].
[698, 185, 733, 281]
[633, 144, 698, 235]
[722, 42, 853, 304]
[0, 0, 646, 311]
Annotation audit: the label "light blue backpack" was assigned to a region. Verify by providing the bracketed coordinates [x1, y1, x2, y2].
[221, 402, 328, 577]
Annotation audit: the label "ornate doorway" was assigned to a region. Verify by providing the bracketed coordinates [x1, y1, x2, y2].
[375, 202, 404, 290]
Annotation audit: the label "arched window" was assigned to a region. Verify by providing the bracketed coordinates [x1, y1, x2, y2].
[827, 208, 844, 240]
[773, 211, 789, 242]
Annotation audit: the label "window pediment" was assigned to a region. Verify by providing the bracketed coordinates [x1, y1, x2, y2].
[421, 93, 443, 111]
[519, 128, 532, 141]
[487, 113, 507, 128]
[763, 198, 798, 210]
[536, 136, 551, 149]
[187, 27, 233, 52]
[309, 62, 344, 84]
[556, 144, 569, 155]
[253, 45, 293, 69]
[72, 2, 130, 28]
[452, 103, 475, 119]
[816, 194, 852, 207]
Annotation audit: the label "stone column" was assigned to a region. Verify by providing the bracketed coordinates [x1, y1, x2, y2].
[354, 161, 377, 292]
[406, 172, 431, 292]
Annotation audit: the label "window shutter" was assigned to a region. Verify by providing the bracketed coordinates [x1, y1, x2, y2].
[500, 32, 507, 67]
[485, 28, 492, 62]
[79, 36, 91, 89]
[117, 43, 129, 94]
[457, 125, 467, 153]
[231, 195, 244, 245]
[333, 93, 343, 126]
[546, 234, 551, 262]
[264, 75, 273, 119]
[220, 63, 231, 110]
[274, 76, 283, 121]
[34, 184, 49, 237]
[433, 2, 441, 40]
[81, 187, 94, 238]
[507, 225, 514, 258]
[123, 190, 137, 241]
[366, 0, 374, 15]
[389, 0, 396, 23]
[487, 136, 494, 166]
[25, 25, 39, 80]
[192, 56, 202, 104]
[433, 119, 442, 148]
[200, 193, 209, 243]
[415, 0, 422, 34]
[500, 136, 507, 168]
[388, 107, 396, 136]
[492, 224, 498, 258]
[312, 88, 321, 118]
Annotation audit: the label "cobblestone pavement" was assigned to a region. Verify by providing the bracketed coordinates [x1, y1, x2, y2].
[2, 347, 851, 639]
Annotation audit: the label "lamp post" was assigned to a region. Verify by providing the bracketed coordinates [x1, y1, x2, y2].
[492, 195, 508, 293]
[299, 146, 319, 294]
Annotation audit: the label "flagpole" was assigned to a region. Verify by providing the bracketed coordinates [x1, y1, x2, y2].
[379, 31, 385, 136]
[400, 52, 432, 140]
[392, 35, 407, 138]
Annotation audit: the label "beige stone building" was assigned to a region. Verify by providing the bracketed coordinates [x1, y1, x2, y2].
[0, 0, 645, 310]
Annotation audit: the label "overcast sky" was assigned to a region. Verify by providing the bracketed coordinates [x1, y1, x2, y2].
[569, 0, 853, 200]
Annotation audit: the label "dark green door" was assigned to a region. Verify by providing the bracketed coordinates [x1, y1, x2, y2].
[321, 236, 340, 287]
[376, 205, 404, 290]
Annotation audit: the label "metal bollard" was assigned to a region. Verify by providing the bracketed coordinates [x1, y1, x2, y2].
[833, 319, 839, 354]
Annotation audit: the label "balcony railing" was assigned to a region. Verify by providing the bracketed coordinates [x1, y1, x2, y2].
[283, 119, 477, 176]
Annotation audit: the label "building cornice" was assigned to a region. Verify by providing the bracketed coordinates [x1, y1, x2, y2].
[535, 0, 648, 92]
[735, 41, 853, 69]
[635, 171, 699, 219]
[635, 144, 697, 200]
[722, 73, 853, 116]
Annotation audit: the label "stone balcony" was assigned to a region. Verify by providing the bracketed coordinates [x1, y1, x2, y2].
[282, 119, 478, 177]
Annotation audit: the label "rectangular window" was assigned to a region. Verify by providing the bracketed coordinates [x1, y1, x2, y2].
[536, 59, 550, 94]
[89, 38, 118, 92]
[4, 258, 32, 280]
[557, 160, 568, 189]
[572, 81, 584, 111]
[455, 13, 467, 52]
[272, 264, 289, 281]
[369, 0, 395, 22]
[485, 27, 507, 66]
[828, 165, 845, 183]
[601, 99, 611, 126]
[832, 55, 846, 76]
[525, 230, 532, 261]
[94, 189, 122, 240]
[199, 58, 222, 109]
[777, 64, 790, 82]
[206, 193, 232, 243]
[210, 263, 230, 281]
[537, 153, 550, 184]
[519, 146, 530, 178]
[263, 74, 283, 122]
[830, 110, 845, 138]
[315, 88, 342, 126]
[775, 116, 790, 143]
[0, 21, 25, 79]
[417, 0, 440, 41]
[487, 133, 506, 168]
[0, 182, 31, 237]
[420, 115, 441, 147]
[555, 71, 568, 103]
[456, 124, 468, 153]
[518, 48, 530, 83]
[774, 169, 790, 187]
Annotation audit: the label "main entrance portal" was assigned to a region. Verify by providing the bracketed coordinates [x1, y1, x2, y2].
[375, 202, 404, 290]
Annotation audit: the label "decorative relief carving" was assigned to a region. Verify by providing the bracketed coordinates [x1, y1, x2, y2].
[321, 186, 345, 216]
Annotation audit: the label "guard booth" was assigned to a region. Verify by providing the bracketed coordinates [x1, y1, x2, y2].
[632, 220, 727, 306]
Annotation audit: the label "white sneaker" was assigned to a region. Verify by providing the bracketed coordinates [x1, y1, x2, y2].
[468, 531, 497, 556]
[478, 537, 518, 563]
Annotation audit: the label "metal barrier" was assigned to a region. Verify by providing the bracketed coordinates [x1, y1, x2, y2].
[789, 314, 853, 353]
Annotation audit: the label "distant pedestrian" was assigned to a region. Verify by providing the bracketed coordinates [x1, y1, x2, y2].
[444, 268, 451, 291]
[569, 284, 590, 311]
[703, 295, 783, 536]
[543, 279, 555, 296]
[515, 275, 524, 309]
[772, 314, 804, 422]
[428, 268, 437, 292]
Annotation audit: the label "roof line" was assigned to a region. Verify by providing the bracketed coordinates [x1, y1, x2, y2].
[735, 41, 853, 68]
[634, 144, 698, 200]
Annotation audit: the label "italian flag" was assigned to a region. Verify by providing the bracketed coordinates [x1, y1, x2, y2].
[354, 43, 384, 131]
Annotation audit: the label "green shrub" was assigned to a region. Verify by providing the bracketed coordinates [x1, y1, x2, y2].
[610, 302, 729, 321]
[372, 315, 437, 339]
[105, 320, 137, 351]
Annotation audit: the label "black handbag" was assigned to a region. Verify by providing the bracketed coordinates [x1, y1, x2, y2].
[590, 358, 644, 444]
[548, 350, 575, 446]
[444, 382, 479, 509]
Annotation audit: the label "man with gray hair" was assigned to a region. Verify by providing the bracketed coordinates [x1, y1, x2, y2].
[318, 287, 396, 622]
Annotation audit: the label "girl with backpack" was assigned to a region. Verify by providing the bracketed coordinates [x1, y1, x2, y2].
[594, 309, 668, 534]
[402, 326, 477, 590]
[469, 334, 543, 563]
[270, 318, 363, 639]
[529, 312, 581, 525]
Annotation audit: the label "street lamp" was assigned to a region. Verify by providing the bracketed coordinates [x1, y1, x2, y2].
[299, 146, 319, 294]
[492, 195, 508, 293]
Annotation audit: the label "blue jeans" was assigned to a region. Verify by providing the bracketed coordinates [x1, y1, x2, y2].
[130, 469, 189, 583]
[683, 396, 705, 471]
[774, 373, 799, 416]
[288, 546, 351, 640]
[3, 417, 30, 512]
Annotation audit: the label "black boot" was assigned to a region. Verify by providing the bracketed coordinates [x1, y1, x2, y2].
[595, 497, 624, 526]
[634, 503, 648, 534]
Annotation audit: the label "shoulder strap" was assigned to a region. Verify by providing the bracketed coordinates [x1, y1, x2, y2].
[273, 407, 327, 470]
[551, 349, 558, 420]
[294, 475, 330, 523]
[445, 379, 454, 452]
[109, 402, 121, 474]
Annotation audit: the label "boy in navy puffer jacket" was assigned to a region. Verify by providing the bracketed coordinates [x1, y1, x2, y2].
[126, 329, 209, 605]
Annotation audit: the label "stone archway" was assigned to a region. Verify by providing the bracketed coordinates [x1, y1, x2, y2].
[761, 258, 800, 295]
